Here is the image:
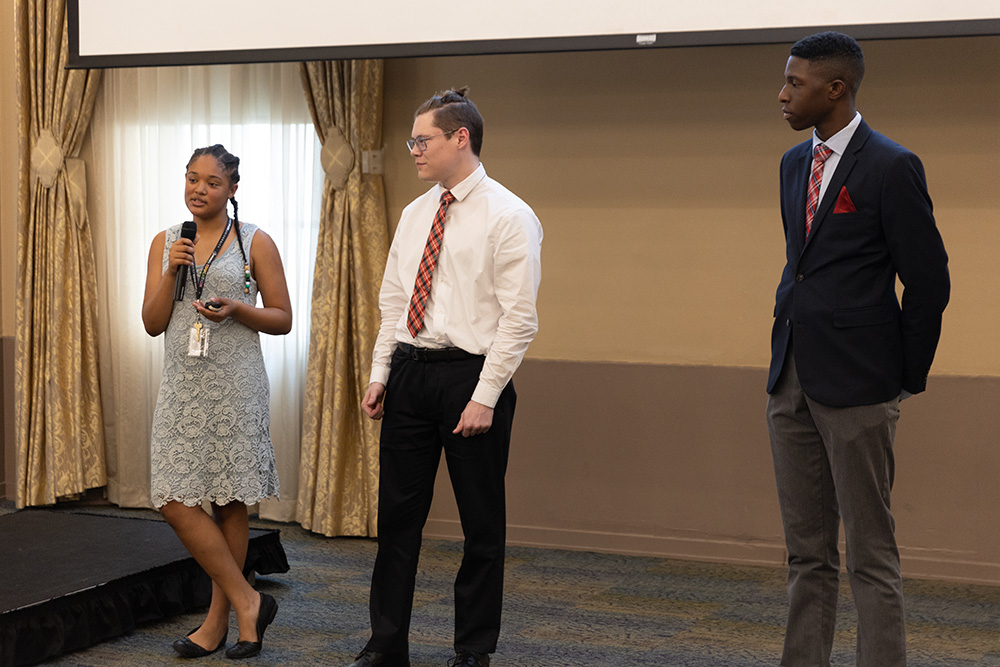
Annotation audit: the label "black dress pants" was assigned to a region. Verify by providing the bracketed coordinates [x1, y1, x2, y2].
[365, 346, 516, 657]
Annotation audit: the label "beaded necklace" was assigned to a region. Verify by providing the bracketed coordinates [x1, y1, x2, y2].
[189, 217, 251, 299]
[232, 218, 252, 294]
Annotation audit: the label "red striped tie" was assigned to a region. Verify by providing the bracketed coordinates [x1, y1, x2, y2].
[406, 190, 456, 337]
[805, 143, 832, 237]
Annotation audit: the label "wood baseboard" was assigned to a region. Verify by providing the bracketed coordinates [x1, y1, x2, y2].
[425, 518, 1000, 585]
[424, 517, 787, 567]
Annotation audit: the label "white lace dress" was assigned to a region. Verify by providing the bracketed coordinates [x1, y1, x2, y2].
[150, 221, 280, 509]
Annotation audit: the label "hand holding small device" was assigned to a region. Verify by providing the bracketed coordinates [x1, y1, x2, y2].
[195, 298, 229, 320]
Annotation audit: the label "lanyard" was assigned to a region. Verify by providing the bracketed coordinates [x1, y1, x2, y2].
[189, 217, 234, 302]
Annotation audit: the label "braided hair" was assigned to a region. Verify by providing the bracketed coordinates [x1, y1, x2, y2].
[186, 144, 251, 293]
[186, 143, 241, 219]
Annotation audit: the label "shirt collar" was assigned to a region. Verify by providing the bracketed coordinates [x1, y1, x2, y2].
[812, 111, 862, 157]
[439, 162, 486, 203]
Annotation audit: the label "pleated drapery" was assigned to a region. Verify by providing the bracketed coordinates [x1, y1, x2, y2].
[14, 0, 106, 507]
[296, 60, 389, 536]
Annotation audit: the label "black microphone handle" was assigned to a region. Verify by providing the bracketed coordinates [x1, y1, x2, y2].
[174, 264, 188, 301]
[173, 221, 198, 301]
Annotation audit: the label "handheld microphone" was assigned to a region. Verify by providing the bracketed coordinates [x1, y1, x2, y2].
[173, 221, 198, 301]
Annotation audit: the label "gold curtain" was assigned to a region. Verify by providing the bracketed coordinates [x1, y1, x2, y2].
[14, 0, 106, 507]
[296, 60, 389, 536]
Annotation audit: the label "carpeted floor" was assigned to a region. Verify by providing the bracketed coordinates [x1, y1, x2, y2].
[4, 501, 1000, 666]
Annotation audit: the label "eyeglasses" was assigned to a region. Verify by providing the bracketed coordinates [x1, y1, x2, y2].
[406, 130, 457, 152]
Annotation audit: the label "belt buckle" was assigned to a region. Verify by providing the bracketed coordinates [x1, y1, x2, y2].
[409, 346, 420, 361]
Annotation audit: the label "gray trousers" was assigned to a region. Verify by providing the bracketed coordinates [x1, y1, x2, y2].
[766, 354, 905, 667]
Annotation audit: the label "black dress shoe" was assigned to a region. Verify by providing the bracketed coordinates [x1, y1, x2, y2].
[346, 649, 411, 667]
[224, 592, 278, 659]
[171, 626, 227, 658]
[448, 651, 490, 667]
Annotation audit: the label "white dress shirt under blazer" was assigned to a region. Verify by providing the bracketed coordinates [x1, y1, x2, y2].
[811, 111, 862, 208]
[370, 163, 543, 408]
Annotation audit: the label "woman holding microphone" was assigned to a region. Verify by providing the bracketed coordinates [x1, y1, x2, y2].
[142, 144, 291, 659]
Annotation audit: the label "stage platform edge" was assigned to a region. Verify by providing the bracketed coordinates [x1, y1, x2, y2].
[0, 509, 289, 667]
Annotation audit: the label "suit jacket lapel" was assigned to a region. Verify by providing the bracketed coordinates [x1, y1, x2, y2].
[803, 120, 872, 252]
[788, 147, 811, 253]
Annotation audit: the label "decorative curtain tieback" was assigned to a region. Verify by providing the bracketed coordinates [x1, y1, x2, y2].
[320, 125, 355, 190]
[30, 128, 65, 188]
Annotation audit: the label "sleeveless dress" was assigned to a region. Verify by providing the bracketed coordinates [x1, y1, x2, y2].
[150, 221, 280, 509]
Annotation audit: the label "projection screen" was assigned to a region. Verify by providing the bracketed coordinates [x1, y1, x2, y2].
[68, 0, 1000, 69]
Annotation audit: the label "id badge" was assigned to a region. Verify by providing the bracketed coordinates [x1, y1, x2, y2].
[187, 324, 211, 357]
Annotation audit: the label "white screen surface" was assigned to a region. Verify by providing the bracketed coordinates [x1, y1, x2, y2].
[70, 0, 1000, 67]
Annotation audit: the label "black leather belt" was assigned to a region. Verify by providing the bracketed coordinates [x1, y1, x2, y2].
[397, 342, 479, 362]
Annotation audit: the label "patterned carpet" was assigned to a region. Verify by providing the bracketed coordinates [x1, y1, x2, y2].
[5, 502, 1000, 666]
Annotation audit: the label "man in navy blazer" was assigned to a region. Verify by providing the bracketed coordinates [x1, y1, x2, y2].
[766, 32, 949, 666]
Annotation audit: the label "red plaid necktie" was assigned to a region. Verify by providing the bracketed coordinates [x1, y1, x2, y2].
[405, 190, 456, 337]
[805, 143, 833, 237]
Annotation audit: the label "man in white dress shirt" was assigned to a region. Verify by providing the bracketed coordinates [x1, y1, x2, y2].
[348, 88, 542, 667]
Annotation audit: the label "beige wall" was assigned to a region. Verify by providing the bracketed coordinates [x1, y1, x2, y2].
[383, 37, 1000, 373]
[1, 0, 18, 499]
[382, 36, 1000, 582]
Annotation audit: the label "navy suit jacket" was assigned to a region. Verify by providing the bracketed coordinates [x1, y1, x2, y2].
[767, 120, 950, 407]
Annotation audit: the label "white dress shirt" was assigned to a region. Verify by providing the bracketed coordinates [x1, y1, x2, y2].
[811, 111, 862, 209]
[369, 163, 543, 408]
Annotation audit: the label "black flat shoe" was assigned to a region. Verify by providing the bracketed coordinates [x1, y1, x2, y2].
[172, 626, 228, 658]
[225, 592, 278, 659]
[346, 650, 411, 667]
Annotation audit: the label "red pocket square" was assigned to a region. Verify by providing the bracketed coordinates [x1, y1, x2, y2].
[834, 186, 857, 214]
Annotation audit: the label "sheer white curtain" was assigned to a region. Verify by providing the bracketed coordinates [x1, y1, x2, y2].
[89, 63, 322, 521]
